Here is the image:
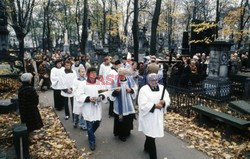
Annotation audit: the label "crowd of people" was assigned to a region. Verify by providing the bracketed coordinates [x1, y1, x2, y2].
[18, 49, 248, 159]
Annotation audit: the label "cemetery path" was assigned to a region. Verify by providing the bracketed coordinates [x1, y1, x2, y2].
[39, 90, 210, 159]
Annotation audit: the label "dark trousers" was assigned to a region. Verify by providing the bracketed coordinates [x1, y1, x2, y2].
[53, 90, 63, 110]
[144, 136, 157, 159]
[109, 100, 114, 117]
[86, 121, 101, 146]
[63, 96, 73, 117]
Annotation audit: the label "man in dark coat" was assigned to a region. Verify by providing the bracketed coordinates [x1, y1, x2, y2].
[18, 73, 43, 132]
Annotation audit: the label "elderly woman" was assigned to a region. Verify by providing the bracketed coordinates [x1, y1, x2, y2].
[18, 73, 43, 132]
[110, 67, 137, 142]
[138, 73, 170, 159]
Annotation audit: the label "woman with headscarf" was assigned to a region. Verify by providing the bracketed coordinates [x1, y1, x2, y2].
[18, 73, 43, 132]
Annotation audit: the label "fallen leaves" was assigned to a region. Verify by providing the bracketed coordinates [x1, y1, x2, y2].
[0, 105, 91, 159]
[0, 112, 20, 149]
[164, 112, 250, 159]
[29, 106, 81, 159]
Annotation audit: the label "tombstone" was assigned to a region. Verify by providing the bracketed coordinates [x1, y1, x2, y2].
[181, 31, 189, 55]
[63, 30, 69, 53]
[0, 1, 9, 54]
[203, 40, 232, 99]
[12, 124, 29, 159]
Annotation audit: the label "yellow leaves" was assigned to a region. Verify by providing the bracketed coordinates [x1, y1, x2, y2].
[190, 22, 217, 34]
[164, 112, 250, 159]
[29, 107, 83, 158]
[190, 36, 215, 44]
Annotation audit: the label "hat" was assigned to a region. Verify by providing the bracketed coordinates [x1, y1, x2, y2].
[74, 57, 80, 61]
[20, 73, 33, 82]
[114, 60, 121, 65]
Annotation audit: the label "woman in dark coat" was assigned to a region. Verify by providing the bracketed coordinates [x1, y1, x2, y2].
[18, 73, 43, 132]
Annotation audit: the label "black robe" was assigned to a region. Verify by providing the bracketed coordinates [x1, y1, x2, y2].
[18, 82, 43, 132]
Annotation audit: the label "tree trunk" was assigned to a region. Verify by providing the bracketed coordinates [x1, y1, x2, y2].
[81, 0, 88, 54]
[46, 0, 51, 51]
[193, 0, 197, 20]
[132, 0, 139, 62]
[108, 0, 113, 48]
[43, 6, 46, 52]
[150, 0, 162, 55]
[17, 35, 25, 72]
[75, 0, 81, 46]
[102, 0, 106, 44]
[215, 0, 220, 38]
[124, 0, 131, 36]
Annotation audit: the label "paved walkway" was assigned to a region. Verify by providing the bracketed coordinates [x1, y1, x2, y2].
[39, 90, 210, 159]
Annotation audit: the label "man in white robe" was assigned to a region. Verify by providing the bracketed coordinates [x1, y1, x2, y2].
[50, 59, 64, 110]
[106, 60, 122, 117]
[138, 73, 170, 159]
[61, 60, 77, 120]
[72, 65, 87, 130]
[75, 67, 107, 151]
[98, 56, 112, 87]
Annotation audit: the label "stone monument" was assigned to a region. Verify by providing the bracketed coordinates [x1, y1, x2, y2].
[203, 40, 232, 99]
[0, 0, 9, 53]
[63, 30, 69, 54]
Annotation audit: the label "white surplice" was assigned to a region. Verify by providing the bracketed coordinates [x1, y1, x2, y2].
[50, 67, 64, 90]
[75, 80, 106, 121]
[60, 69, 77, 97]
[138, 84, 170, 138]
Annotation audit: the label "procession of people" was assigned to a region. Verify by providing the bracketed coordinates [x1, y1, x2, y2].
[18, 48, 249, 159]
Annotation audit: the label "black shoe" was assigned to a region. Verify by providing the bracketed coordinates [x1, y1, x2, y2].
[90, 145, 95, 151]
[119, 136, 126, 142]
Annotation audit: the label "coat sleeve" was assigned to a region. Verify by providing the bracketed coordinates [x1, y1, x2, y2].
[138, 87, 155, 116]
[75, 81, 87, 103]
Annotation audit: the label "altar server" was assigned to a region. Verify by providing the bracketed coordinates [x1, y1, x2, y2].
[50, 59, 64, 110]
[75, 67, 106, 151]
[138, 73, 170, 159]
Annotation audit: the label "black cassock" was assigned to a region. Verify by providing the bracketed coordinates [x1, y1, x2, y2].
[18, 82, 43, 132]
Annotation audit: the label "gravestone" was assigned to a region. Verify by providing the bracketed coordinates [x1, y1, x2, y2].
[0, 1, 9, 53]
[203, 40, 232, 99]
[181, 31, 189, 55]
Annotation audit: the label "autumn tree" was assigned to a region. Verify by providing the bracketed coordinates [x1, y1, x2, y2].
[222, 0, 250, 49]
[4, 0, 35, 60]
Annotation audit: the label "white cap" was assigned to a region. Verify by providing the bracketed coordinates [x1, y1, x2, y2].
[127, 52, 132, 60]
[20, 73, 33, 82]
